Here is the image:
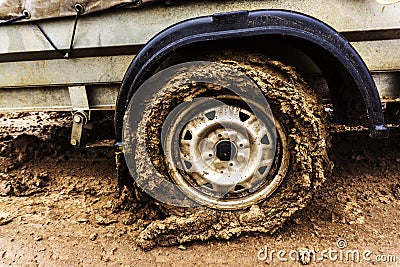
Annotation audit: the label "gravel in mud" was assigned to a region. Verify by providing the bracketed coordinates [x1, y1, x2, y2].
[0, 112, 399, 266]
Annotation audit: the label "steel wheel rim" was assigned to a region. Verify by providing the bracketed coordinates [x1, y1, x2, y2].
[162, 95, 290, 210]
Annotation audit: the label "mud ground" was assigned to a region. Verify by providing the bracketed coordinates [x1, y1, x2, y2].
[0, 112, 399, 266]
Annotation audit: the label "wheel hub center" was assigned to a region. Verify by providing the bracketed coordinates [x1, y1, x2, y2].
[215, 140, 236, 161]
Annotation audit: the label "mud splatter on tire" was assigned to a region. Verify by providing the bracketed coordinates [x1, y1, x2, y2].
[125, 52, 333, 249]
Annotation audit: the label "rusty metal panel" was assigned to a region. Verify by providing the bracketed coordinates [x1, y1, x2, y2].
[0, 0, 399, 57]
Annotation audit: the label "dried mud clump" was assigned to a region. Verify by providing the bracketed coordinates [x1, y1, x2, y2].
[127, 52, 333, 250]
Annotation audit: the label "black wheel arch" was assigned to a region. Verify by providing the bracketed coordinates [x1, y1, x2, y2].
[115, 9, 388, 142]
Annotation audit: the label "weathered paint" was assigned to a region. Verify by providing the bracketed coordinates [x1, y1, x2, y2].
[0, 55, 134, 88]
[0, 0, 399, 57]
[0, 84, 119, 112]
[0, 39, 398, 90]
[0, 0, 399, 112]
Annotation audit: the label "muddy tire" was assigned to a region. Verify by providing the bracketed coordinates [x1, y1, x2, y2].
[123, 52, 332, 249]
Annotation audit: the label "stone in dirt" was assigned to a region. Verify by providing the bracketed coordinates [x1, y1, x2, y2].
[0, 180, 12, 196]
[0, 212, 13, 226]
[89, 233, 98, 241]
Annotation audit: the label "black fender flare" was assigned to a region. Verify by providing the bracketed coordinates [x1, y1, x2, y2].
[115, 9, 388, 142]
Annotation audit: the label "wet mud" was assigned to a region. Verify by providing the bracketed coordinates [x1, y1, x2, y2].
[128, 52, 332, 249]
[0, 112, 399, 265]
